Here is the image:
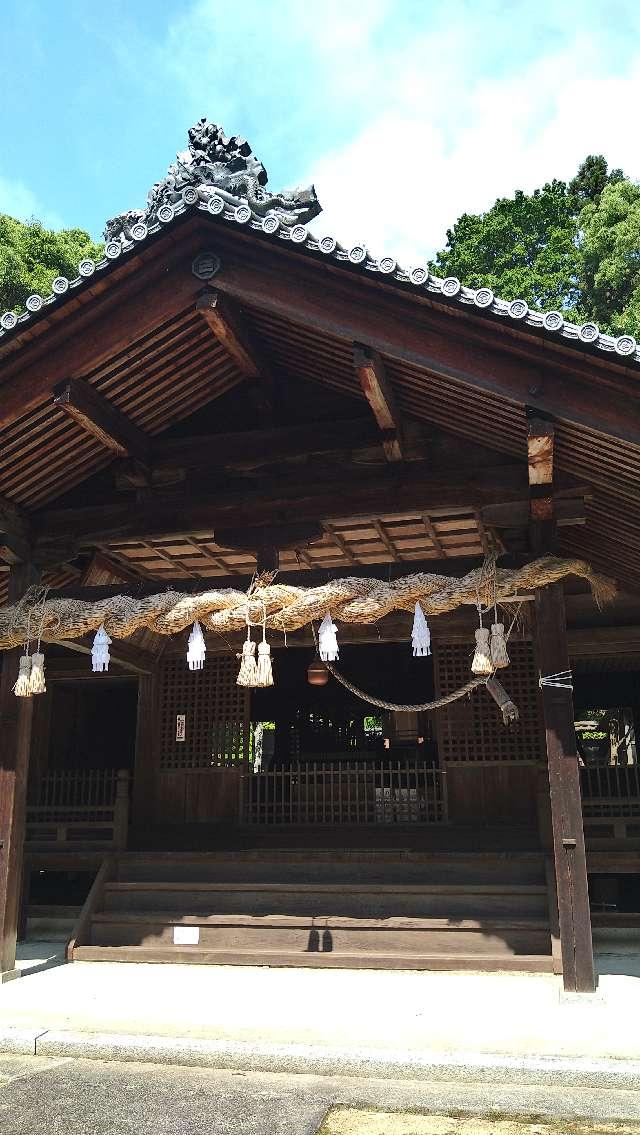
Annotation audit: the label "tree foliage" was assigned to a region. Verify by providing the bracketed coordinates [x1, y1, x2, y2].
[431, 156, 635, 335]
[0, 214, 103, 313]
[579, 179, 640, 336]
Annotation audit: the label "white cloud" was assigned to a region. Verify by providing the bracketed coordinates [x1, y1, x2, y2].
[0, 174, 64, 229]
[305, 32, 640, 264]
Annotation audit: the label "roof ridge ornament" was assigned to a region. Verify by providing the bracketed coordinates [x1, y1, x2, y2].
[103, 118, 322, 242]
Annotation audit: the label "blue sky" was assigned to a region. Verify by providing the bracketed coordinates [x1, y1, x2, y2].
[2, 1, 640, 263]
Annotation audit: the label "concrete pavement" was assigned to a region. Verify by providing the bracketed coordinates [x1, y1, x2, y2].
[1, 1056, 640, 1134]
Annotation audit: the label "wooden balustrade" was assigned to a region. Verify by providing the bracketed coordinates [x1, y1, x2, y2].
[26, 768, 131, 851]
[580, 764, 640, 816]
[242, 760, 447, 825]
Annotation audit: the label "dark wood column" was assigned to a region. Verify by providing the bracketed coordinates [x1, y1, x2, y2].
[132, 674, 158, 830]
[0, 562, 39, 980]
[528, 413, 595, 992]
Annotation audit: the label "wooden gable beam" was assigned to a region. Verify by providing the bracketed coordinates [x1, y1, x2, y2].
[353, 343, 404, 461]
[196, 289, 264, 377]
[53, 379, 149, 462]
[195, 288, 273, 415]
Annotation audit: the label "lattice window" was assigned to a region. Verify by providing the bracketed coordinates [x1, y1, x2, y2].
[159, 656, 247, 769]
[434, 640, 544, 763]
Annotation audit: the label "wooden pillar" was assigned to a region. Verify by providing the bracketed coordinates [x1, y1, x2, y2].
[528, 413, 595, 992]
[0, 562, 39, 980]
[132, 673, 158, 830]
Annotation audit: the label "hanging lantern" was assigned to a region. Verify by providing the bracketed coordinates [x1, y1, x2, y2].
[187, 621, 206, 671]
[307, 658, 329, 686]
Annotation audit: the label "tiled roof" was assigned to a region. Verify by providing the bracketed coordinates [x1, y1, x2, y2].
[1, 186, 638, 365]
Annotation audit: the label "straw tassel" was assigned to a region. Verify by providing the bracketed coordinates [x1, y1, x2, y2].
[471, 627, 493, 676]
[256, 639, 274, 687]
[28, 651, 46, 694]
[92, 624, 112, 672]
[237, 635, 258, 687]
[13, 653, 32, 697]
[411, 602, 431, 657]
[490, 622, 510, 669]
[319, 613, 339, 662]
[187, 621, 206, 670]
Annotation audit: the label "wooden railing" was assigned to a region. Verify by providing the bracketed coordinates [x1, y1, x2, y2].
[242, 760, 447, 825]
[26, 768, 131, 851]
[580, 765, 640, 816]
[580, 764, 640, 842]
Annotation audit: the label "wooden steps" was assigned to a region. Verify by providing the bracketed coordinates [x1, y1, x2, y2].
[68, 850, 553, 972]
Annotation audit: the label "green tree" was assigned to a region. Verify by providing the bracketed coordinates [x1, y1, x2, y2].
[430, 156, 627, 324]
[0, 214, 103, 313]
[578, 179, 640, 336]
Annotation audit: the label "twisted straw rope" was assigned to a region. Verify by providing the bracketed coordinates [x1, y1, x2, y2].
[0, 555, 615, 650]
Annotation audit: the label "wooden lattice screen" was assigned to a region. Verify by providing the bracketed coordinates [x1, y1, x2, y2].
[159, 655, 247, 769]
[434, 639, 545, 763]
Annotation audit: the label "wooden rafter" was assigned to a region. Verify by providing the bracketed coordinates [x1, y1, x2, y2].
[53, 379, 149, 462]
[372, 518, 399, 562]
[323, 523, 357, 565]
[353, 343, 404, 461]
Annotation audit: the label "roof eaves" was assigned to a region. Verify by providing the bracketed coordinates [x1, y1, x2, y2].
[1, 188, 637, 369]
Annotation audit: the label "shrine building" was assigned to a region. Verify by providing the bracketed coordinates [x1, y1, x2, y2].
[1, 121, 639, 991]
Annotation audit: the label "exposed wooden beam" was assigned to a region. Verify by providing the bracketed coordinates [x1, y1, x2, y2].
[196, 289, 265, 377]
[115, 419, 383, 485]
[33, 461, 531, 549]
[53, 379, 149, 462]
[353, 343, 404, 461]
[44, 635, 156, 676]
[196, 288, 273, 416]
[212, 247, 640, 448]
[528, 415, 556, 554]
[482, 493, 586, 529]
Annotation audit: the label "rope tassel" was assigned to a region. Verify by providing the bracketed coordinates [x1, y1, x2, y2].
[411, 602, 431, 657]
[471, 627, 493, 676]
[187, 621, 206, 670]
[28, 651, 46, 694]
[319, 613, 339, 662]
[92, 624, 112, 672]
[256, 639, 274, 687]
[490, 622, 510, 669]
[237, 636, 258, 687]
[13, 653, 32, 697]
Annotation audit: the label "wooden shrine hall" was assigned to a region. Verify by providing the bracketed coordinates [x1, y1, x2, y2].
[1, 121, 639, 991]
